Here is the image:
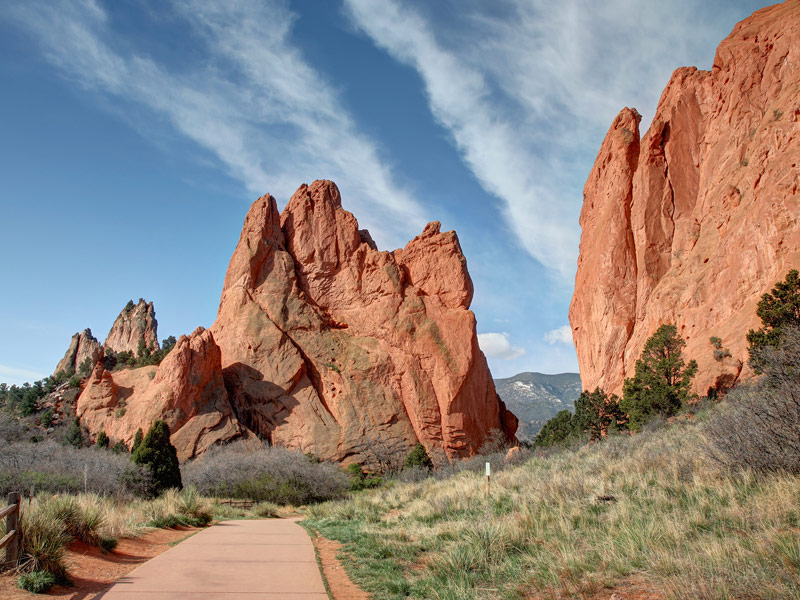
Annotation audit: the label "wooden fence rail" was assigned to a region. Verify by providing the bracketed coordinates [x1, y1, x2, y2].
[1, 492, 20, 569]
[217, 498, 254, 509]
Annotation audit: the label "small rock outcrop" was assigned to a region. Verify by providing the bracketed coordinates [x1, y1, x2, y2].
[76, 180, 516, 462]
[77, 327, 246, 460]
[54, 329, 102, 375]
[570, 0, 800, 396]
[104, 299, 159, 355]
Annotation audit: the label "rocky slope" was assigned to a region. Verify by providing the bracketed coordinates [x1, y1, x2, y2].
[494, 372, 581, 440]
[55, 329, 102, 375]
[570, 0, 800, 396]
[75, 180, 517, 462]
[104, 299, 159, 355]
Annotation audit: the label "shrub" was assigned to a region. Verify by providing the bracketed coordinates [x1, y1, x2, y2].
[621, 324, 697, 429]
[0, 439, 152, 498]
[67, 375, 81, 389]
[747, 269, 800, 372]
[99, 537, 118, 553]
[706, 327, 800, 474]
[65, 418, 83, 448]
[405, 443, 433, 470]
[132, 420, 182, 496]
[96, 431, 109, 449]
[183, 441, 348, 505]
[40, 409, 54, 428]
[17, 570, 56, 593]
[111, 440, 128, 454]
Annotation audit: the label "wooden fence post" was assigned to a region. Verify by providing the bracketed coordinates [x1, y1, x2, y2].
[3, 492, 20, 569]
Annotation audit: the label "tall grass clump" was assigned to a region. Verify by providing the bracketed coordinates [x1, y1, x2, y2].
[183, 441, 348, 504]
[17, 505, 71, 582]
[144, 487, 212, 528]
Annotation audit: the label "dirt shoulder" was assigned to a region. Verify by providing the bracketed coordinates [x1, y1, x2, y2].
[311, 534, 370, 600]
[0, 526, 197, 600]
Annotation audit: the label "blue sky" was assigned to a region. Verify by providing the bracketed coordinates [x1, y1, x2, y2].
[0, 0, 771, 386]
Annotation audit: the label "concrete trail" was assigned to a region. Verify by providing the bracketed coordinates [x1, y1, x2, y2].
[99, 518, 327, 599]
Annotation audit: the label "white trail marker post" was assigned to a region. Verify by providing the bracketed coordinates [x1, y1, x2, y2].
[485, 461, 491, 497]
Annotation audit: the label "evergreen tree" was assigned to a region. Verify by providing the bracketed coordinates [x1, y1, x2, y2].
[747, 269, 800, 373]
[132, 420, 182, 495]
[96, 430, 109, 448]
[111, 439, 129, 454]
[533, 410, 577, 448]
[620, 324, 697, 430]
[131, 428, 144, 453]
[573, 388, 627, 440]
[405, 443, 434, 470]
[65, 417, 83, 448]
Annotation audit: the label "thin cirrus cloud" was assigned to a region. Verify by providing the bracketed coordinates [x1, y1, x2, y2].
[5, 0, 428, 250]
[342, 0, 749, 282]
[477, 333, 526, 361]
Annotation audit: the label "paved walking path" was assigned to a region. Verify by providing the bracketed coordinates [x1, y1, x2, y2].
[99, 518, 327, 599]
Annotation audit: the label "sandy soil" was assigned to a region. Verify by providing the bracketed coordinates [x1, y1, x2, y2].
[312, 535, 370, 600]
[0, 526, 198, 600]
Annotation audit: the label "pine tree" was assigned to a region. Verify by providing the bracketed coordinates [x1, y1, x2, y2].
[132, 420, 182, 495]
[573, 388, 627, 440]
[620, 324, 697, 429]
[533, 410, 577, 448]
[405, 443, 433, 470]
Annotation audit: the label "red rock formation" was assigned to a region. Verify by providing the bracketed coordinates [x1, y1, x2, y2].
[570, 0, 800, 396]
[54, 328, 102, 375]
[76, 180, 515, 462]
[104, 299, 159, 355]
[77, 327, 246, 460]
[211, 180, 516, 462]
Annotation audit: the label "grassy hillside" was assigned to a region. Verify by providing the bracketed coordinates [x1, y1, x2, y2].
[304, 411, 800, 599]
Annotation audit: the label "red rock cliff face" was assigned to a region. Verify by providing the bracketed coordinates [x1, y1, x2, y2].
[211, 180, 516, 462]
[54, 328, 102, 375]
[570, 0, 800, 396]
[104, 299, 159, 355]
[76, 180, 515, 462]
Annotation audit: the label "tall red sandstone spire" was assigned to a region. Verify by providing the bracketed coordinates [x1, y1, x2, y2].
[570, 0, 800, 396]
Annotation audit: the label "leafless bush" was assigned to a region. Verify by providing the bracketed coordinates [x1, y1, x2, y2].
[0, 440, 151, 497]
[706, 328, 800, 475]
[182, 441, 348, 504]
[349, 437, 409, 475]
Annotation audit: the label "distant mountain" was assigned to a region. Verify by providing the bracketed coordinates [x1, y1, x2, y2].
[495, 372, 582, 441]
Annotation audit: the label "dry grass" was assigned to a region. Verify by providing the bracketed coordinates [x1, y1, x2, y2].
[304, 417, 800, 600]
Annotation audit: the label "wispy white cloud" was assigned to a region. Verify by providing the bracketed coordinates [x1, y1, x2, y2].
[544, 325, 573, 346]
[5, 0, 428, 249]
[0, 365, 46, 385]
[342, 0, 751, 280]
[478, 332, 526, 360]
